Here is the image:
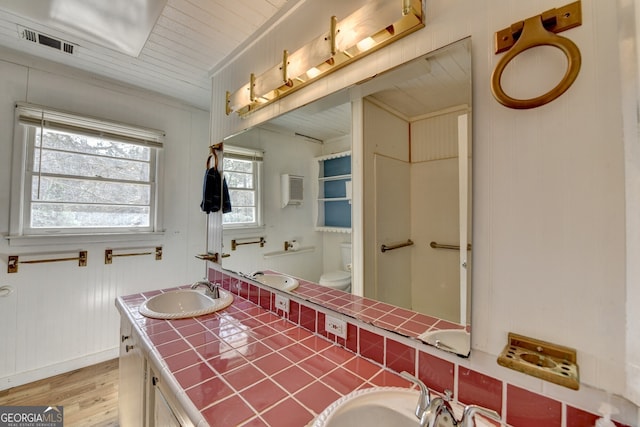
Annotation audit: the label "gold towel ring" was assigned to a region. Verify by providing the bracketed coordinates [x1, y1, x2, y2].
[491, 15, 581, 109]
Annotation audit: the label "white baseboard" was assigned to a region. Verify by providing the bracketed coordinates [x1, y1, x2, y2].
[0, 347, 119, 391]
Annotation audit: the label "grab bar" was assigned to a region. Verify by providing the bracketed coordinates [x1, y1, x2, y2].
[430, 241, 472, 251]
[381, 239, 414, 253]
[8, 251, 88, 273]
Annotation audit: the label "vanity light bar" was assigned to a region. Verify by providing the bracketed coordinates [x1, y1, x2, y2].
[226, 0, 424, 116]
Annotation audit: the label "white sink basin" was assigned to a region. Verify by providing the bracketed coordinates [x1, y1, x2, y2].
[418, 329, 470, 356]
[312, 387, 419, 427]
[254, 274, 299, 292]
[313, 386, 498, 427]
[139, 289, 233, 319]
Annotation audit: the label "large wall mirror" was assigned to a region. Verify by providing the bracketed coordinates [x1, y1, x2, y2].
[221, 37, 472, 356]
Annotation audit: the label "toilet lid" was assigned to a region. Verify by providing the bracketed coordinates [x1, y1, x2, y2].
[320, 271, 350, 282]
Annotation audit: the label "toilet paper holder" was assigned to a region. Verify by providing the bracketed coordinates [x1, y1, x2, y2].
[284, 240, 300, 251]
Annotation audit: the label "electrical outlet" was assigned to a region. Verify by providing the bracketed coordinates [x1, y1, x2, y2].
[274, 294, 290, 313]
[325, 315, 347, 339]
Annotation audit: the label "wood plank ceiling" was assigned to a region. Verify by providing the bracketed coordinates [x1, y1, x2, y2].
[0, 0, 293, 110]
[0, 1, 470, 143]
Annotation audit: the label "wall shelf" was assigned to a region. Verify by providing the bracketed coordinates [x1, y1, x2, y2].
[315, 226, 352, 234]
[318, 197, 351, 202]
[263, 246, 315, 259]
[314, 151, 352, 231]
[319, 174, 351, 182]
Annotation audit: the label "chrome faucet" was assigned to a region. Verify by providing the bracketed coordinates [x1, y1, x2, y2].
[190, 279, 220, 298]
[400, 372, 435, 427]
[432, 400, 503, 427]
[459, 405, 503, 427]
[399, 372, 502, 427]
[236, 271, 264, 279]
[428, 395, 457, 427]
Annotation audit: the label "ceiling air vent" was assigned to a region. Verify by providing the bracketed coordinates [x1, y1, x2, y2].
[18, 25, 76, 55]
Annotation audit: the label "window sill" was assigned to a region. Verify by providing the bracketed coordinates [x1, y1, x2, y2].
[5, 232, 166, 247]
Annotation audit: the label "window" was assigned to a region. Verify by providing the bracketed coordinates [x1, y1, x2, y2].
[222, 146, 263, 228]
[10, 103, 164, 238]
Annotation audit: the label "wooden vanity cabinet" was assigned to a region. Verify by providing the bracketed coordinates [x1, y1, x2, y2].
[118, 316, 194, 427]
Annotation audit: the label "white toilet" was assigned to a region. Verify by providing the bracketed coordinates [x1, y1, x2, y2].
[319, 242, 352, 292]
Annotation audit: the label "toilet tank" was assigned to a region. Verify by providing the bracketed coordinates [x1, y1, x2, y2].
[340, 242, 352, 271]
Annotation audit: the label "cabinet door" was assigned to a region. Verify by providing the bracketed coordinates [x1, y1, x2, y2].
[118, 318, 146, 427]
[153, 385, 181, 427]
[149, 371, 193, 427]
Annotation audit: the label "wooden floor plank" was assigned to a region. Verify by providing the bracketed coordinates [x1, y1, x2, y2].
[0, 359, 120, 427]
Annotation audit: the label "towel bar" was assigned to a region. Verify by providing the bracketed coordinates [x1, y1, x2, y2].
[8, 251, 88, 273]
[105, 247, 162, 264]
[231, 237, 266, 250]
[491, 1, 582, 109]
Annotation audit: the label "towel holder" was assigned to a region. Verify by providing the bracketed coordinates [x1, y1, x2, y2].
[490, 1, 582, 109]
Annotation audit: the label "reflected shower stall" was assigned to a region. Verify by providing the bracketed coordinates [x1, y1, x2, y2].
[363, 99, 471, 326]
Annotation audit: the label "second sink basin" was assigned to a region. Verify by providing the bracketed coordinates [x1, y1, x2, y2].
[418, 328, 470, 356]
[139, 288, 233, 319]
[254, 274, 299, 292]
[312, 387, 419, 427]
[313, 386, 498, 427]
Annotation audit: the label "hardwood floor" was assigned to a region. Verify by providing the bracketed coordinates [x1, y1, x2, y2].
[0, 359, 119, 427]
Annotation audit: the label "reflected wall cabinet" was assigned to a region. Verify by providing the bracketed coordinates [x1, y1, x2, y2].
[314, 151, 351, 232]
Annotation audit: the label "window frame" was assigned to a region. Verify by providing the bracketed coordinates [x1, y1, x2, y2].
[8, 103, 165, 245]
[222, 146, 264, 230]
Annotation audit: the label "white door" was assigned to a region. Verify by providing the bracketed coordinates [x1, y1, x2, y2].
[457, 113, 470, 326]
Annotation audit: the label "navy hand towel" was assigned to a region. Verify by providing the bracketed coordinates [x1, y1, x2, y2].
[200, 166, 231, 214]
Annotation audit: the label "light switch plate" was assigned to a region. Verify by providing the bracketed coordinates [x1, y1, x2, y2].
[325, 315, 347, 339]
[274, 294, 290, 313]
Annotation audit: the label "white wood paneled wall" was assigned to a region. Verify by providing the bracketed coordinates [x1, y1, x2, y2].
[0, 48, 209, 388]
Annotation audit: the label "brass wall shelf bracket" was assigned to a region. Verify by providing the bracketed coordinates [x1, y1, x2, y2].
[105, 247, 162, 264]
[196, 253, 219, 262]
[231, 237, 266, 251]
[491, 1, 582, 109]
[497, 332, 579, 390]
[8, 251, 88, 273]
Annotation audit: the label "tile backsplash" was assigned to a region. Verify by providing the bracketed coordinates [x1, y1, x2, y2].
[211, 265, 633, 427]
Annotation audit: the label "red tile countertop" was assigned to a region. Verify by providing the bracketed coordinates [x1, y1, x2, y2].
[262, 269, 469, 339]
[116, 286, 413, 426]
[117, 269, 635, 427]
